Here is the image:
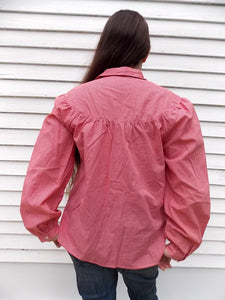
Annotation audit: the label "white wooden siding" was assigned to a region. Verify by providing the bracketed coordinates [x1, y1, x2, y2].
[0, 0, 225, 269]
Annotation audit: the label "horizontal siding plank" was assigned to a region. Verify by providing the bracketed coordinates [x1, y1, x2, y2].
[0, 205, 63, 221]
[0, 145, 33, 161]
[2, 145, 225, 168]
[2, 47, 225, 75]
[1, 220, 224, 241]
[1, 12, 225, 40]
[201, 123, 225, 138]
[0, 80, 73, 97]
[1, 235, 224, 255]
[0, 64, 86, 82]
[195, 107, 225, 122]
[0, 161, 224, 186]
[0, 12, 107, 33]
[1, 198, 224, 217]
[0, 190, 224, 213]
[0, 113, 225, 129]
[172, 254, 225, 268]
[0, 221, 28, 235]
[0, 129, 39, 146]
[0, 30, 99, 50]
[0, 97, 54, 113]
[209, 185, 225, 199]
[3, 81, 223, 104]
[0, 157, 224, 178]
[1, 30, 225, 58]
[168, 0, 225, 5]
[1, 129, 225, 154]
[0, 176, 70, 198]
[0, 161, 29, 175]
[163, 89, 225, 106]
[172, 0, 225, 4]
[0, 204, 224, 226]
[1, 64, 225, 91]
[0, 234, 64, 250]
[0, 249, 224, 267]
[0, 248, 71, 263]
[0, 191, 23, 205]
[0, 191, 68, 206]
[1, 155, 225, 176]
[0, 0, 224, 23]
[196, 241, 225, 255]
[1, 88, 225, 108]
[2, 149, 223, 170]
[0, 175, 223, 198]
[211, 199, 225, 213]
[206, 154, 225, 170]
[203, 226, 225, 241]
[208, 213, 225, 227]
[0, 47, 93, 67]
[204, 138, 225, 155]
[0, 113, 46, 129]
[0, 176, 25, 192]
[0, 97, 224, 117]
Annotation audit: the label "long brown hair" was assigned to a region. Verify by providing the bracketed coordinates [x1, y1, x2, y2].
[82, 9, 150, 83]
[69, 9, 150, 189]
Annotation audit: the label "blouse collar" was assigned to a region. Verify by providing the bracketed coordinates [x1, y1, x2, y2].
[96, 66, 146, 80]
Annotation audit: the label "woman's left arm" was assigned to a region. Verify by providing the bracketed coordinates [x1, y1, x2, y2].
[20, 96, 75, 242]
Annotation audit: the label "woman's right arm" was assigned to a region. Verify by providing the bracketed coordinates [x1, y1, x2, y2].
[162, 97, 210, 262]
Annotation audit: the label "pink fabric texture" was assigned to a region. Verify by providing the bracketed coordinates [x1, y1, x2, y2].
[20, 66, 210, 269]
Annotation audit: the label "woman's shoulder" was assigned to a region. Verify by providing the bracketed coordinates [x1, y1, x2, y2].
[142, 80, 187, 115]
[54, 83, 90, 111]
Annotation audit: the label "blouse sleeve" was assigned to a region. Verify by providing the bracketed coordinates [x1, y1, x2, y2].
[20, 95, 75, 242]
[162, 97, 210, 261]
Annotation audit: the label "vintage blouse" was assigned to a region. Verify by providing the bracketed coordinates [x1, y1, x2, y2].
[20, 66, 210, 269]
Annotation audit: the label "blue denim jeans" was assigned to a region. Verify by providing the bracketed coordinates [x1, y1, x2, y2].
[68, 252, 158, 300]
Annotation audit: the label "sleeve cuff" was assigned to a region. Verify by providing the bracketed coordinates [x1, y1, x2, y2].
[166, 243, 187, 261]
[37, 225, 59, 243]
[38, 229, 59, 243]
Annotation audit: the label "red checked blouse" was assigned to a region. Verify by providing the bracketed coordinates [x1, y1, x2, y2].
[20, 66, 210, 269]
